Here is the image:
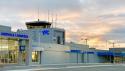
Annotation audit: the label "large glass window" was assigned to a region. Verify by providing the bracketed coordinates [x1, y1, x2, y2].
[0, 37, 19, 64]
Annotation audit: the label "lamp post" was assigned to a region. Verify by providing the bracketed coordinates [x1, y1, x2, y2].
[81, 38, 89, 63]
[85, 38, 88, 46]
[108, 40, 117, 64]
[112, 42, 115, 64]
[85, 38, 89, 63]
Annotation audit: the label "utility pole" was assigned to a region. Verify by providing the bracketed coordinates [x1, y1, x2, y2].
[51, 12, 54, 28]
[112, 42, 115, 64]
[107, 40, 117, 63]
[81, 37, 89, 63]
[106, 40, 111, 63]
[85, 38, 89, 63]
[109, 41, 115, 64]
[55, 13, 57, 28]
[85, 38, 88, 45]
[37, 0, 40, 21]
[47, 10, 50, 22]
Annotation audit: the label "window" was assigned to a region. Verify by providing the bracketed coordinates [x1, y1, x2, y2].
[57, 36, 61, 44]
[0, 38, 19, 64]
[32, 51, 39, 62]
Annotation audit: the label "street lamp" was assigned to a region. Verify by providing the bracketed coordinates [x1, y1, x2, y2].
[85, 38, 88, 45]
[112, 42, 115, 64]
[108, 40, 117, 64]
[81, 38, 89, 63]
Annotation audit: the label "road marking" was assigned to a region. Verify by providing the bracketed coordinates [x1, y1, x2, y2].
[6, 68, 60, 71]
[6, 64, 124, 71]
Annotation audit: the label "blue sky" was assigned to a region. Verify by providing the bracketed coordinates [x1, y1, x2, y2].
[0, 0, 125, 49]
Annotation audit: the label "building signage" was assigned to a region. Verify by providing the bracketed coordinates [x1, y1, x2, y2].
[41, 29, 49, 35]
[19, 46, 25, 51]
[0, 32, 28, 39]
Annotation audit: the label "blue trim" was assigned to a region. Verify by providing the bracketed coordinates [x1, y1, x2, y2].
[97, 52, 113, 56]
[70, 50, 81, 53]
[82, 51, 95, 54]
[67, 50, 95, 54]
[66, 50, 125, 56]
[121, 53, 125, 56]
[87, 52, 95, 54]
[97, 51, 125, 56]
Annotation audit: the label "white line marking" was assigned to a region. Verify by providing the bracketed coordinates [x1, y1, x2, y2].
[6, 64, 124, 71]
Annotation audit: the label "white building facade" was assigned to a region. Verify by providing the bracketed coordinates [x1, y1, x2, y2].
[0, 20, 111, 65]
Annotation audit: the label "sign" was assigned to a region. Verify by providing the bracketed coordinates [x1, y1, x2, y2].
[0, 32, 28, 39]
[19, 46, 25, 51]
[41, 29, 49, 35]
[70, 50, 81, 53]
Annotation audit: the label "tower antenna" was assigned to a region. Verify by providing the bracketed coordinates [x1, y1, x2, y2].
[37, 2, 40, 21]
[51, 12, 54, 28]
[47, 10, 50, 22]
[55, 13, 57, 28]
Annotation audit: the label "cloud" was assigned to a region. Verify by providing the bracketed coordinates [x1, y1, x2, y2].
[0, 0, 83, 30]
[61, 0, 125, 49]
[103, 27, 125, 41]
[1, 0, 125, 50]
[0, 0, 82, 12]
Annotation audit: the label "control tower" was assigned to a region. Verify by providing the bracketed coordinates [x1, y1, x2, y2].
[26, 20, 52, 29]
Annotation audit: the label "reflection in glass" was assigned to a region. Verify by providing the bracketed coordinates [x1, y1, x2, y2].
[0, 37, 19, 64]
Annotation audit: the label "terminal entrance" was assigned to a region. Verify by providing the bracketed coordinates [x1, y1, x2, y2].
[0, 37, 19, 64]
[32, 51, 42, 64]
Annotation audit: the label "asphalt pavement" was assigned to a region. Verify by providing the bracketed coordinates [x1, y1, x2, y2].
[2, 63, 125, 71]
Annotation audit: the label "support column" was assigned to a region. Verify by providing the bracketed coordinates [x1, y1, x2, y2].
[18, 51, 22, 65]
[25, 40, 32, 65]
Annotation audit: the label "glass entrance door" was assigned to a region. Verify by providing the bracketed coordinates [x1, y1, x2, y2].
[32, 51, 41, 64]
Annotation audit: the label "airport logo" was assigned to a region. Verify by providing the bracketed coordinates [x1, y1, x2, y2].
[41, 29, 49, 35]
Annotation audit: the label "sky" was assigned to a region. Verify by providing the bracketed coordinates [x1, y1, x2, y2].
[0, 0, 125, 50]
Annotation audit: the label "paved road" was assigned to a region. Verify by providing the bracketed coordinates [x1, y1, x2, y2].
[3, 64, 125, 71]
[40, 65, 125, 71]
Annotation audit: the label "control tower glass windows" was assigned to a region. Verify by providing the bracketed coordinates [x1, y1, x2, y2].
[26, 21, 51, 29]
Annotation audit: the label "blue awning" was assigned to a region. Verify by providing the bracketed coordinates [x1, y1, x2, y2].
[70, 50, 81, 53]
[97, 51, 113, 56]
[66, 50, 95, 54]
[66, 50, 125, 56]
[97, 51, 125, 56]
[82, 51, 95, 54]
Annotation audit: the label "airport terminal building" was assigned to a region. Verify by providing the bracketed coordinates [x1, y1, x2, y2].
[0, 20, 96, 65]
[0, 20, 125, 65]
